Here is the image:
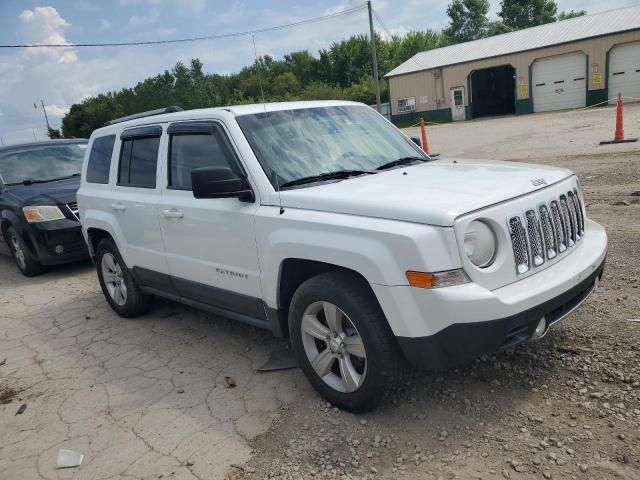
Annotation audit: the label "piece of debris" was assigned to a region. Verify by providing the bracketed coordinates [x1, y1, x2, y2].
[612, 200, 630, 206]
[0, 358, 6, 366]
[257, 348, 298, 372]
[229, 464, 245, 471]
[57, 449, 84, 469]
[184, 461, 194, 467]
[631, 191, 640, 196]
[177, 388, 185, 394]
[224, 376, 237, 388]
[0, 386, 18, 405]
[627, 318, 640, 323]
[15, 403, 27, 415]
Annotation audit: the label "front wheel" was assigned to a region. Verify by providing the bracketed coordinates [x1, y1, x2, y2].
[95, 238, 152, 318]
[6, 226, 42, 277]
[289, 271, 406, 412]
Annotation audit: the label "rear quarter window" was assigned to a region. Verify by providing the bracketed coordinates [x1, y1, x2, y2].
[86, 135, 116, 184]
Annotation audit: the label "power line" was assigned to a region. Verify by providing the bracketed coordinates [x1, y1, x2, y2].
[0, 4, 367, 49]
[371, 9, 395, 39]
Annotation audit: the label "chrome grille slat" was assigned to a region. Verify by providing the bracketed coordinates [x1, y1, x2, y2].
[509, 189, 586, 275]
[550, 200, 568, 252]
[538, 204, 557, 259]
[525, 210, 544, 267]
[66, 202, 80, 221]
[560, 195, 575, 246]
[571, 188, 584, 235]
[508, 216, 530, 274]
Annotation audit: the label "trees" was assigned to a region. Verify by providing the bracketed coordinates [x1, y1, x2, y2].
[498, 0, 558, 29]
[444, 0, 491, 43]
[558, 9, 587, 21]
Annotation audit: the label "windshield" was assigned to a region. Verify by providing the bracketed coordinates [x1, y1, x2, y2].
[0, 143, 87, 185]
[236, 105, 427, 188]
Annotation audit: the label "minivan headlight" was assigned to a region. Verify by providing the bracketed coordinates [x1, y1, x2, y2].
[23, 205, 66, 223]
[464, 220, 496, 268]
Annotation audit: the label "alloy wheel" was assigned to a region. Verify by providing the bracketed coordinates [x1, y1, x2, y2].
[300, 301, 367, 393]
[9, 234, 27, 270]
[101, 253, 127, 306]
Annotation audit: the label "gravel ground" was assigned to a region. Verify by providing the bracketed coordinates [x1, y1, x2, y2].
[235, 106, 640, 480]
[1, 105, 639, 480]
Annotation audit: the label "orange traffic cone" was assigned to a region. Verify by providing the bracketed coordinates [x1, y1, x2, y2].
[600, 93, 638, 144]
[420, 118, 430, 154]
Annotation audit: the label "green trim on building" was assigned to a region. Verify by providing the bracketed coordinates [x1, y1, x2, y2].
[587, 88, 608, 106]
[515, 99, 531, 114]
[391, 108, 452, 126]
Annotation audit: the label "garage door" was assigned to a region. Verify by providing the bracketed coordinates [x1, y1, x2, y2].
[532, 53, 586, 113]
[608, 42, 640, 105]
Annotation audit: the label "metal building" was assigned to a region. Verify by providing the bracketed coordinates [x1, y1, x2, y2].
[385, 6, 640, 123]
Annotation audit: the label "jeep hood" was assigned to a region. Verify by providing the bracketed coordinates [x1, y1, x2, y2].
[277, 159, 573, 226]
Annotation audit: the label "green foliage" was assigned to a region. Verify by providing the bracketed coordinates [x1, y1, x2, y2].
[499, 0, 558, 29]
[61, 30, 445, 137]
[558, 9, 586, 21]
[46, 127, 62, 139]
[443, 0, 491, 43]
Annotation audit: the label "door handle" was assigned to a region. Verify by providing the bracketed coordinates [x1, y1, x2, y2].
[111, 203, 126, 213]
[162, 208, 184, 219]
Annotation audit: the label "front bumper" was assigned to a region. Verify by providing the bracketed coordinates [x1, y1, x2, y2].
[397, 257, 604, 369]
[24, 219, 89, 266]
[371, 219, 608, 370]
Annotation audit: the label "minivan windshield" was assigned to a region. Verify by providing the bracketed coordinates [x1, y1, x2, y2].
[236, 105, 428, 189]
[0, 142, 87, 185]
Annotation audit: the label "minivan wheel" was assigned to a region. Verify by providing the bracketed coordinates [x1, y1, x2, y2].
[289, 271, 406, 413]
[96, 238, 152, 318]
[6, 226, 42, 277]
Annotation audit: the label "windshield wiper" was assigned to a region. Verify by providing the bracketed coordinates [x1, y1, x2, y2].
[279, 170, 376, 189]
[19, 173, 81, 186]
[376, 156, 429, 171]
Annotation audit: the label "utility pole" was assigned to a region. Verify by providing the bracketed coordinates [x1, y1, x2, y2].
[367, 0, 381, 113]
[40, 99, 50, 130]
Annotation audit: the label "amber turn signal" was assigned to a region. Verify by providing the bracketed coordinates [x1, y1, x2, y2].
[406, 271, 434, 288]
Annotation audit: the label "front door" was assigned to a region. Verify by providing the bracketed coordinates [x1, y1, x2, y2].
[158, 120, 264, 320]
[450, 87, 466, 121]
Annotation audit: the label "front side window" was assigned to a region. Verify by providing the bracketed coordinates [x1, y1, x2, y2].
[0, 142, 86, 185]
[86, 135, 115, 184]
[236, 105, 426, 189]
[118, 136, 160, 188]
[169, 131, 236, 190]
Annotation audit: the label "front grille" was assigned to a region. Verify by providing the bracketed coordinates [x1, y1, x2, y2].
[66, 202, 80, 221]
[508, 189, 585, 275]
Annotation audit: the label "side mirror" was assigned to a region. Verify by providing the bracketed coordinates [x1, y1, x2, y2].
[410, 136, 422, 147]
[191, 166, 254, 202]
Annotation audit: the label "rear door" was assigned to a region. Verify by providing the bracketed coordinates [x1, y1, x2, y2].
[157, 120, 264, 320]
[111, 125, 171, 284]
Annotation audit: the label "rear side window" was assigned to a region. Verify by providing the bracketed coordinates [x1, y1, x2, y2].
[118, 135, 160, 188]
[168, 128, 238, 190]
[86, 135, 115, 184]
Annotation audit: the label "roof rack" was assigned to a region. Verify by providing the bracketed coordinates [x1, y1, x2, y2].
[104, 106, 184, 126]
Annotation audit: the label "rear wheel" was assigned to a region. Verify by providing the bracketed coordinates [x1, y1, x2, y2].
[289, 271, 406, 412]
[6, 226, 42, 277]
[96, 238, 152, 317]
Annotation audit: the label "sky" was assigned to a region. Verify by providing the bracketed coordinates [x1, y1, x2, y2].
[0, 0, 636, 144]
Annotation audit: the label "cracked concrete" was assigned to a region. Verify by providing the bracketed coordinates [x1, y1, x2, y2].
[0, 258, 304, 479]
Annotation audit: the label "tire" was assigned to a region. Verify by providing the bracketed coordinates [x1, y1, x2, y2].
[289, 271, 407, 412]
[5, 226, 42, 277]
[95, 238, 152, 318]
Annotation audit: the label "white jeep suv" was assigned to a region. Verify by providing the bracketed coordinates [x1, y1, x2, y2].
[78, 101, 607, 412]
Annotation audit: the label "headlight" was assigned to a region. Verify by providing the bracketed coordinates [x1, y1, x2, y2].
[464, 220, 496, 268]
[23, 206, 66, 223]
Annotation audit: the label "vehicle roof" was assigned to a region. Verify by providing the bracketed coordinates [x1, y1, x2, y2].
[91, 100, 365, 136]
[0, 139, 87, 155]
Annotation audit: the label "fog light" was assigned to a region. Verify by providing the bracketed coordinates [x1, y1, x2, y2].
[534, 317, 547, 338]
[55, 245, 64, 254]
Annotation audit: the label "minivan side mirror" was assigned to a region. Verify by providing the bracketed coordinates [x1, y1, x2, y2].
[410, 136, 422, 147]
[191, 166, 254, 202]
